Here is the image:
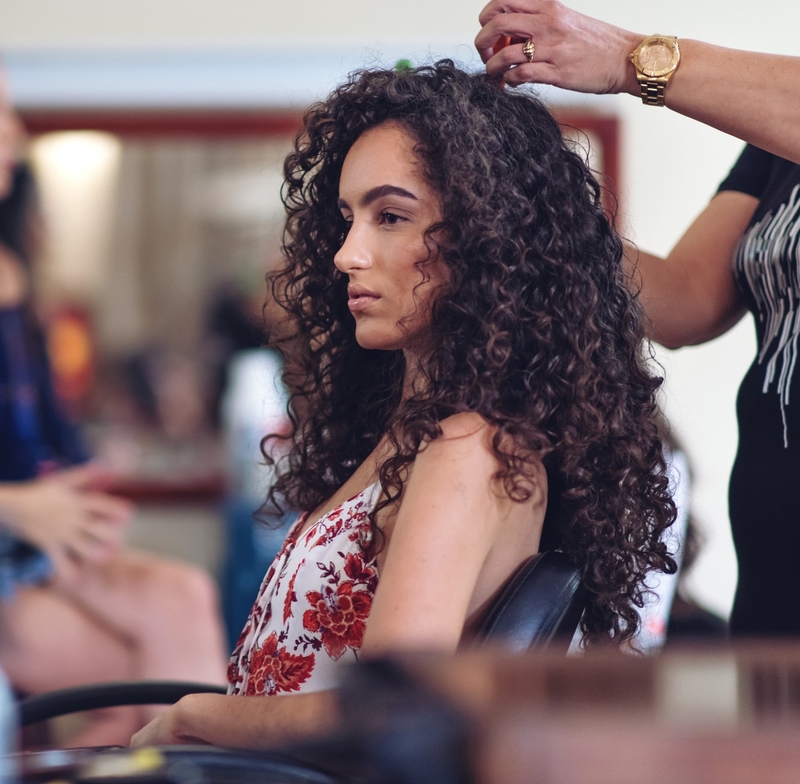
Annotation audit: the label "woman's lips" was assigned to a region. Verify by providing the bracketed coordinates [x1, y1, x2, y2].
[347, 293, 380, 312]
[347, 284, 380, 312]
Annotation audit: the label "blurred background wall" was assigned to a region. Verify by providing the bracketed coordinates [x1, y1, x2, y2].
[1, 0, 796, 620]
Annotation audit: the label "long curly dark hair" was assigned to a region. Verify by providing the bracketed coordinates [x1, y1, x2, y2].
[264, 60, 676, 646]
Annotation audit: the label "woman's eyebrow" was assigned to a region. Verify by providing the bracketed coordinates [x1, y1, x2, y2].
[337, 184, 419, 211]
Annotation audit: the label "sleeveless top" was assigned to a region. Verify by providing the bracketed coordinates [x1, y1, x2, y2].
[227, 482, 381, 695]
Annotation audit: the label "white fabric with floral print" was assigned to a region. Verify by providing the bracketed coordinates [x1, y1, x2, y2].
[227, 483, 381, 696]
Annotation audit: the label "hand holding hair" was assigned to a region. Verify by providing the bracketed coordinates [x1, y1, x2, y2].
[475, 0, 641, 93]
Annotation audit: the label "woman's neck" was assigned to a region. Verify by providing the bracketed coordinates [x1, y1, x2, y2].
[401, 348, 426, 402]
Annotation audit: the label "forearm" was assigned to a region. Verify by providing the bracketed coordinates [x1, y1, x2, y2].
[626, 246, 743, 348]
[622, 192, 756, 348]
[617, 35, 800, 163]
[653, 41, 800, 164]
[612, 34, 800, 162]
[140, 691, 340, 750]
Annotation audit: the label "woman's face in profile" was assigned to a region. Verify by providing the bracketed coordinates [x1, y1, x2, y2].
[335, 122, 448, 353]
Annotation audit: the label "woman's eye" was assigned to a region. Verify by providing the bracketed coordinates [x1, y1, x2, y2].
[379, 210, 404, 226]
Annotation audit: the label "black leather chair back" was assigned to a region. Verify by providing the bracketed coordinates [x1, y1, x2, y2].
[474, 551, 586, 654]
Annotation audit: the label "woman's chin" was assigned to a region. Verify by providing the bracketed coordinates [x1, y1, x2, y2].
[354, 330, 403, 352]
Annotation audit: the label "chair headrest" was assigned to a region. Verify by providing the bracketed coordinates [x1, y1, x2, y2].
[474, 551, 586, 654]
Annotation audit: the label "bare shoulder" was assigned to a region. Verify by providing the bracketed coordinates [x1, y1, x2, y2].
[424, 411, 535, 459]
[415, 412, 544, 496]
[439, 411, 488, 438]
[436, 411, 494, 440]
[416, 412, 496, 467]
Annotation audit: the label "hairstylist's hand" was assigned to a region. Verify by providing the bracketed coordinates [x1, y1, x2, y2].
[0, 466, 133, 582]
[475, 0, 642, 94]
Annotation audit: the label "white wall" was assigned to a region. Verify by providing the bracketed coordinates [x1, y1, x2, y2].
[1, 0, 795, 51]
[4, 0, 799, 617]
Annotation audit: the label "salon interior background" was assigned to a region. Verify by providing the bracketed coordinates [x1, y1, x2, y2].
[4, 0, 797, 619]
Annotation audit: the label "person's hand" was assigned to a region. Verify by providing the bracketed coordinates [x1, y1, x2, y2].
[0, 465, 133, 581]
[130, 705, 186, 747]
[475, 0, 643, 94]
[132, 692, 336, 750]
[130, 696, 213, 747]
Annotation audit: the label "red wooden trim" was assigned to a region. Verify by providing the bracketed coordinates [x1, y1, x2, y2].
[106, 474, 226, 504]
[18, 109, 304, 138]
[555, 110, 621, 218]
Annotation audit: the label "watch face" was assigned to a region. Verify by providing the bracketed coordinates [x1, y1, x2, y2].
[638, 40, 678, 77]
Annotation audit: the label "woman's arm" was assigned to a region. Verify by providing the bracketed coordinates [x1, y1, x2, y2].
[627, 190, 758, 348]
[475, 0, 800, 164]
[362, 412, 544, 655]
[129, 691, 339, 749]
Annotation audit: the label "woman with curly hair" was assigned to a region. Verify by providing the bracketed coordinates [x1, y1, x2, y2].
[132, 60, 675, 749]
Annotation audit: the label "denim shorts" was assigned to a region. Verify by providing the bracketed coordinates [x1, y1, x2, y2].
[0, 529, 51, 600]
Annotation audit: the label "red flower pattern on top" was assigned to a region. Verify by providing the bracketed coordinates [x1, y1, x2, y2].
[303, 580, 373, 660]
[246, 632, 315, 695]
[227, 620, 252, 684]
[344, 551, 376, 583]
[308, 516, 346, 549]
[283, 561, 303, 624]
[227, 483, 381, 696]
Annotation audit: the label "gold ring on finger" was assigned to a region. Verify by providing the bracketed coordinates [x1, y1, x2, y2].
[522, 39, 535, 63]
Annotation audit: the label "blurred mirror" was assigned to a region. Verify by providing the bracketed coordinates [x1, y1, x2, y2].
[15, 109, 617, 497]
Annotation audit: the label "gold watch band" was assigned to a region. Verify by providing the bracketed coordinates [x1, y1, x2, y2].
[638, 77, 668, 107]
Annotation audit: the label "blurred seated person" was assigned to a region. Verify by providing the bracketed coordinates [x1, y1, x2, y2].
[630, 414, 689, 651]
[667, 515, 728, 641]
[0, 70, 227, 747]
[653, 420, 727, 642]
[206, 284, 296, 649]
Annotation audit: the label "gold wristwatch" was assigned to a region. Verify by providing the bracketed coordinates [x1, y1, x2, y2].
[629, 35, 681, 106]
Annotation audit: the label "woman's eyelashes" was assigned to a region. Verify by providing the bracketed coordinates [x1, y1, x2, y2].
[378, 209, 406, 226]
[338, 208, 408, 230]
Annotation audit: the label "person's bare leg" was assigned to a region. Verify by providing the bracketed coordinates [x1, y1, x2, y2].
[56, 550, 228, 720]
[3, 551, 227, 744]
[0, 586, 142, 746]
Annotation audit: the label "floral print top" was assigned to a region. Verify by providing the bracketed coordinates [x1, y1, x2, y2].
[227, 482, 381, 696]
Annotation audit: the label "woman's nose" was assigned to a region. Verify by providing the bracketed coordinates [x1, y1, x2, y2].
[333, 223, 372, 274]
